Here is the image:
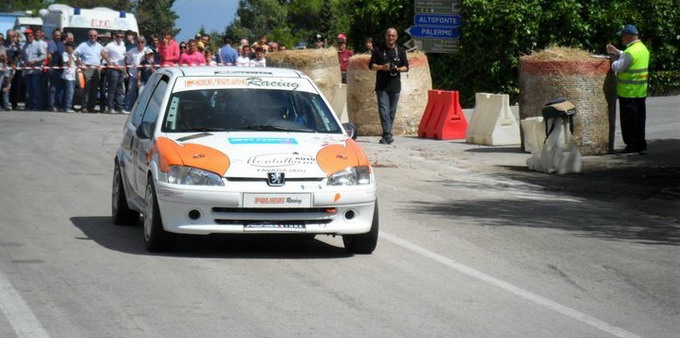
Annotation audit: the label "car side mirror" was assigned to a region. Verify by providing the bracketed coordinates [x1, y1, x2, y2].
[342, 122, 357, 140]
[136, 122, 154, 140]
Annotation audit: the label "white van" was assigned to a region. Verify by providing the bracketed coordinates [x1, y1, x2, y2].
[39, 4, 139, 42]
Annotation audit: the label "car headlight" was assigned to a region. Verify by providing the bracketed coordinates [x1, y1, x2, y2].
[167, 165, 224, 186]
[327, 166, 371, 186]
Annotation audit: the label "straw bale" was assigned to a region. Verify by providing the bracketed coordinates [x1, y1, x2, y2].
[267, 48, 341, 103]
[346, 52, 432, 136]
[519, 47, 616, 155]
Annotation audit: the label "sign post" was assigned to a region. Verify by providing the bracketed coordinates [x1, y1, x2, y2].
[407, 0, 461, 54]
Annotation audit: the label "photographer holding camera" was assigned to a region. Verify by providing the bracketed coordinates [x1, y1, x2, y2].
[369, 27, 409, 145]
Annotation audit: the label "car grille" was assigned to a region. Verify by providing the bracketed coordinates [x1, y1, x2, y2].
[211, 207, 336, 225]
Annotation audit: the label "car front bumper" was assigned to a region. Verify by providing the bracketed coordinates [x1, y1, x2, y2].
[154, 180, 377, 235]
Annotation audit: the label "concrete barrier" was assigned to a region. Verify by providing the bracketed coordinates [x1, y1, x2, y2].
[466, 93, 521, 145]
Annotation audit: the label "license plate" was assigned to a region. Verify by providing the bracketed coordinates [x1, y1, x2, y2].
[244, 224, 306, 232]
[243, 193, 312, 208]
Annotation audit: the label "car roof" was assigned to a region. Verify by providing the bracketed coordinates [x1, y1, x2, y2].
[159, 66, 305, 78]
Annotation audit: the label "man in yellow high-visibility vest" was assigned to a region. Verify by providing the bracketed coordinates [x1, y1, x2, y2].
[607, 24, 650, 155]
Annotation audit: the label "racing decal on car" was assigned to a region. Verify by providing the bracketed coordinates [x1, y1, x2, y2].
[246, 77, 300, 90]
[316, 139, 371, 176]
[154, 137, 230, 175]
[247, 153, 316, 168]
[229, 138, 298, 145]
[174, 77, 317, 93]
[184, 78, 247, 88]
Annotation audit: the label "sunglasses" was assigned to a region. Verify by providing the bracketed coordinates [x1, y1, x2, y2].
[89, 35, 97, 37]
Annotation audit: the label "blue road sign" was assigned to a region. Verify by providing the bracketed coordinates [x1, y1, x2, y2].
[405, 25, 460, 40]
[414, 14, 462, 27]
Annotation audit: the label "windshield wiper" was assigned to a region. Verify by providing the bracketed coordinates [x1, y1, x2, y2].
[242, 125, 313, 132]
[184, 127, 229, 132]
[176, 132, 213, 142]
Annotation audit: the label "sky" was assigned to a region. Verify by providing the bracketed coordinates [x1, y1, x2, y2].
[171, 0, 239, 42]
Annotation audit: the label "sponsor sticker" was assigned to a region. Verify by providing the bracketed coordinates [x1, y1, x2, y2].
[247, 153, 316, 168]
[244, 223, 306, 232]
[229, 138, 298, 145]
[243, 193, 312, 208]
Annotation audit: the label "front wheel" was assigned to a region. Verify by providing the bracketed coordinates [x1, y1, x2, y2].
[143, 180, 176, 252]
[343, 201, 379, 254]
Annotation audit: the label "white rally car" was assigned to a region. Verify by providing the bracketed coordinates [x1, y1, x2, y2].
[112, 67, 378, 253]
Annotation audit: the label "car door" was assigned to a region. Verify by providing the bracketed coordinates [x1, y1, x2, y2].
[133, 75, 170, 197]
[122, 74, 161, 199]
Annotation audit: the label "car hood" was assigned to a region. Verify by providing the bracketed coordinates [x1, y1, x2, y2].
[155, 132, 370, 179]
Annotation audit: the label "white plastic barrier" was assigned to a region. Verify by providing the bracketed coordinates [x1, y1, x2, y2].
[330, 84, 348, 123]
[520, 117, 547, 154]
[466, 93, 521, 145]
[526, 118, 583, 174]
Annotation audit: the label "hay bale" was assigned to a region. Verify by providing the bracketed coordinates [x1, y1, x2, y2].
[519, 46, 617, 155]
[267, 48, 341, 103]
[346, 52, 432, 136]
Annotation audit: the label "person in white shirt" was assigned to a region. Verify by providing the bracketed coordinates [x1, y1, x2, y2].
[250, 47, 266, 67]
[61, 42, 77, 112]
[103, 30, 127, 113]
[236, 45, 252, 67]
[123, 36, 148, 112]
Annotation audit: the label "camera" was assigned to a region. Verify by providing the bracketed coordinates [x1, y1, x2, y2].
[389, 62, 399, 76]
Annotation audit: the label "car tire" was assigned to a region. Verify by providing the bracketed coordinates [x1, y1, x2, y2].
[112, 163, 140, 225]
[343, 201, 379, 254]
[144, 180, 176, 252]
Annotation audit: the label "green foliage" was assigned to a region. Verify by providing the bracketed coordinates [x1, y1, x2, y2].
[425, 0, 680, 106]
[225, 0, 287, 43]
[650, 71, 680, 96]
[218, 0, 680, 99]
[59, 0, 131, 11]
[133, 0, 180, 39]
[0, 0, 46, 13]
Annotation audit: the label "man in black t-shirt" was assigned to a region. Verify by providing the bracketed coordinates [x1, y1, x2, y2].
[368, 27, 409, 144]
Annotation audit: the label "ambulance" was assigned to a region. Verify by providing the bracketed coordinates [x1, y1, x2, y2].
[39, 4, 139, 42]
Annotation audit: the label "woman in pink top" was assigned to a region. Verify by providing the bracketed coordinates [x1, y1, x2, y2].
[157, 31, 179, 66]
[178, 39, 206, 65]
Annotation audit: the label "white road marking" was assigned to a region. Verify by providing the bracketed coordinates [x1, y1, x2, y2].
[0, 270, 50, 337]
[381, 232, 642, 338]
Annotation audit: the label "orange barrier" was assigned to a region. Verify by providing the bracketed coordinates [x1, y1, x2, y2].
[418, 90, 468, 140]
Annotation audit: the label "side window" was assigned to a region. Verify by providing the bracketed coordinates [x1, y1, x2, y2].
[131, 74, 160, 127]
[141, 76, 170, 127]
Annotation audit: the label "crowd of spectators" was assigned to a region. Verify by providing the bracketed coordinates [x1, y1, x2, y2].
[1, 28, 362, 113]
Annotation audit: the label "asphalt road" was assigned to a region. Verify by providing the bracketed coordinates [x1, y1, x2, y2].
[0, 96, 678, 337]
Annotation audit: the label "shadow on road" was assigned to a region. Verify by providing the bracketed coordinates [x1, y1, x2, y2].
[404, 198, 680, 246]
[405, 138, 680, 245]
[496, 139, 680, 209]
[70, 216, 352, 259]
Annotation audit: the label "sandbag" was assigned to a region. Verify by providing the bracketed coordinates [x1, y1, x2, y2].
[346, 52, 432, 136]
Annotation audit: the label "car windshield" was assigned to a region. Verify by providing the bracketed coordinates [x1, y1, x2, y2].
[161, 88, 343, 134]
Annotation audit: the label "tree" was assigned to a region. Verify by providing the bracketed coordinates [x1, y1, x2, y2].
[1, 0, 47, 13]
[133, 0, 180, 38]
[225, 0, 287, 43]
[58, 0, 131, 11]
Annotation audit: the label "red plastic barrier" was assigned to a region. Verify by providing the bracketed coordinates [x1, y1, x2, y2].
[418, 90, 468, 140]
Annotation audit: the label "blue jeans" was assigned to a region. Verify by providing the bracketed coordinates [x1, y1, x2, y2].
[48, 70, 64, 110]
[124, 76, 138, 111]
[107, 69, 125, 111]
[376, 90, 400, 140]
[63, 80, 75, 111]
